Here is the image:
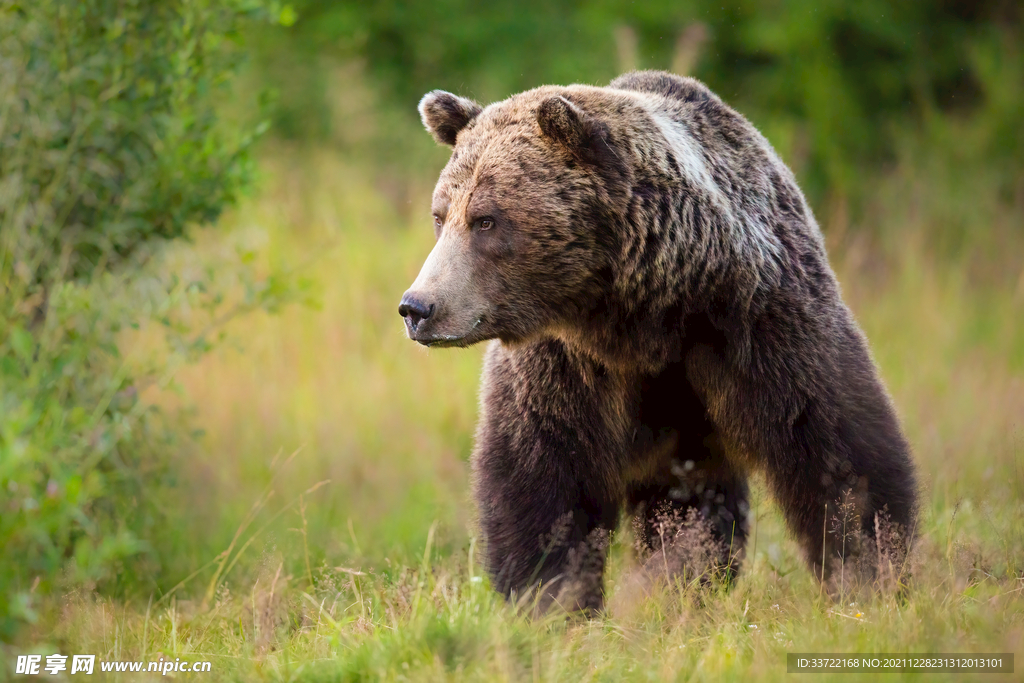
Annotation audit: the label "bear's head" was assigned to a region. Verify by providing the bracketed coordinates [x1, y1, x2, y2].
[399, 88, 629, 347]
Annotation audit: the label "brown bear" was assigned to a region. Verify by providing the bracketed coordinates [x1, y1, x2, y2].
[399, 70, 916, 612]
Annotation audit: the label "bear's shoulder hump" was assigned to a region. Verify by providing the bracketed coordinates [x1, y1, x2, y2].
[608, 70, 716, 105]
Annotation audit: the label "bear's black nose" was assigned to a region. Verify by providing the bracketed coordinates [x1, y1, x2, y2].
[398, 294, 435, 330]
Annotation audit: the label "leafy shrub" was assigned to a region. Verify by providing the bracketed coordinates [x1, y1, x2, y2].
[1, 274, 164, 637]
[0, 0, 274, 283]
[0, 0, 294, 640]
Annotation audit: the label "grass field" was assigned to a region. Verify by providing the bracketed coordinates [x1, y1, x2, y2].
[21, 145, 1024, 681]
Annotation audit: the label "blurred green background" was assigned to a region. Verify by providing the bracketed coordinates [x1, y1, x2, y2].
[1, 1, 1022, 679]
[255, 0, 1022, 234]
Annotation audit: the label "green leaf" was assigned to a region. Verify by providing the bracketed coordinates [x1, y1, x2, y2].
[10, 327, 35, 364]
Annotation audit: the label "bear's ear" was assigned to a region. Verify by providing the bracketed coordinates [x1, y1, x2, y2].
[418, 90, 483, 146]
[536, 96, 596, 158]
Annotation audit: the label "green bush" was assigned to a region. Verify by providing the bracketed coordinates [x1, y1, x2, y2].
[0, 0, 292, 640]
[0, 275, 163, 637]
[0, 0, 274, 283]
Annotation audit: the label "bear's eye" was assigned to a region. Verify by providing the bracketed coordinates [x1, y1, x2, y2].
[433, 215, 443, 230]
[478, 217, 495, 231]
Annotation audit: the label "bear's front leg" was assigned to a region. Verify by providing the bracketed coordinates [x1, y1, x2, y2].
[472, 338, 629, 614]
[685, 309, 917, 587]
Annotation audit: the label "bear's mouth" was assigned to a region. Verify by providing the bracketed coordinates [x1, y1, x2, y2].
[414, 316, 485, 348]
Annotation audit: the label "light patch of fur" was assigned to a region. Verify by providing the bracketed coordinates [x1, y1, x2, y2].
[645, 106, 728, 212]
[641, 92, 784, 292]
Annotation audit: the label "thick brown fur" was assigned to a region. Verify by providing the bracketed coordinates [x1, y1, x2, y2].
[401, 71, 917, 613]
